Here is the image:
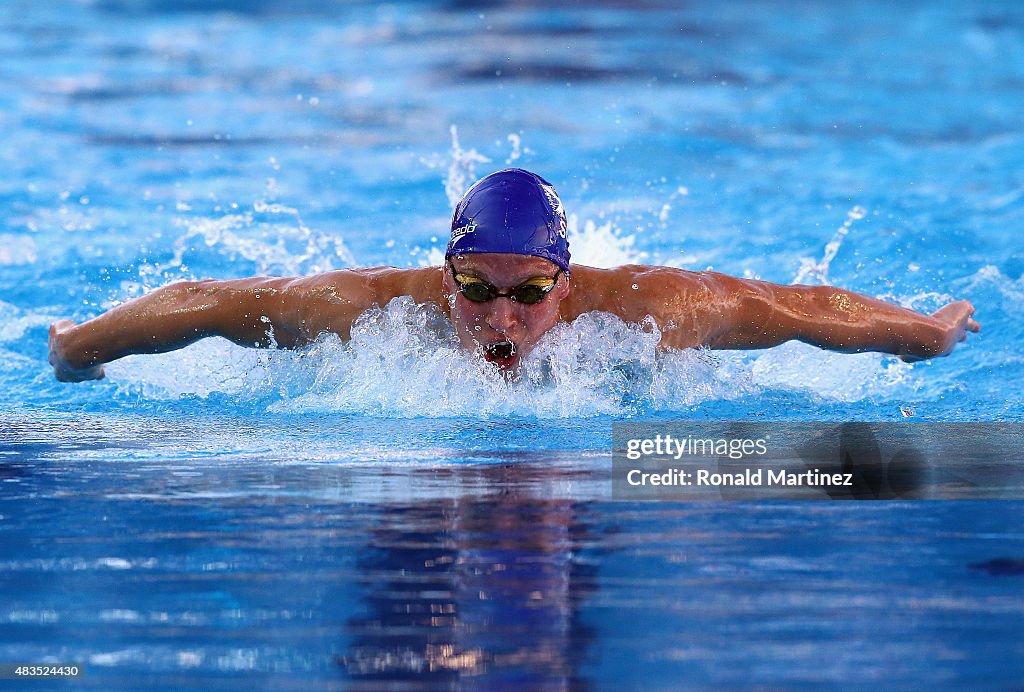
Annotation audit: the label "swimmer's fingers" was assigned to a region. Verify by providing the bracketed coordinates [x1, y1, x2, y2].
[934, 300, 980, 335]
[957, 300, 980, 333]
[48, 320, 74, 370]
[956, 304, 980, 341]
[900, 300, 979, 362]
[49, 320, 105, 382]
[54, 363, 105, 383]
[932, 299, 973, 322]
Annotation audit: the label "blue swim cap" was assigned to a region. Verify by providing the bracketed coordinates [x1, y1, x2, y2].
[446, 168, 570, 272]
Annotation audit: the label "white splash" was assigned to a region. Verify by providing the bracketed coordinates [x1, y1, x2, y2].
[443, 125, 492, 208]
[793, 205, 868, 285]
[955, 264, 1024, 314]
[133, 199, 355, 293]
[505, 133, 524, 164]
[104, 298, 931, 416]
[272, 303, 671, 417]
[568, 214, 648, 267]
[0, 300, 56, 343]
[747, 341, 913, 403]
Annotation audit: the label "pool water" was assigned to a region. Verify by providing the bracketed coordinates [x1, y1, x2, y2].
[1, 0, 1023, 686]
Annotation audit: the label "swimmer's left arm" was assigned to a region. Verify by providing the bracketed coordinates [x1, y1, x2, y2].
[690, 272, 980, 359]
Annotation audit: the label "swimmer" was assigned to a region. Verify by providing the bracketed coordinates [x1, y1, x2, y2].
[48, 168, 980, 382]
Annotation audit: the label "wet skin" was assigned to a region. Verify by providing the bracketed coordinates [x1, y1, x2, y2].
[48, 255, 979, 381]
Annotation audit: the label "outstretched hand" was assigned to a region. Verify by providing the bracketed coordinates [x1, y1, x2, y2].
[49, 320, 105, 382]
[901, 300, 980, 363]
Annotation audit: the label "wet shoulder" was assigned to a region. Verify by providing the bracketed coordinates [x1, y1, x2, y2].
[302, 266, 444, 306]
[565, 264, 707, 319]
[286, 266, 445, 338]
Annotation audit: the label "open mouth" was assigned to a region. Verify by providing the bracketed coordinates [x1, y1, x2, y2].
[483, 340, 517, 367]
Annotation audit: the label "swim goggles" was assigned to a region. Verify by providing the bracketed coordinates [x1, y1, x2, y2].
[447, 260, 562, 304]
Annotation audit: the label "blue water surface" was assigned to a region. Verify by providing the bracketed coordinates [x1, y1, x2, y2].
[1, 0, 1023, 687]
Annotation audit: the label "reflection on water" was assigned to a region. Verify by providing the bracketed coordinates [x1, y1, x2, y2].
[342, 475, 593, 685]
[2, 421, 1023, 686]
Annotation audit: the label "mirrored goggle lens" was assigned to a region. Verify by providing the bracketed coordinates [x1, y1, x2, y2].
[509, 284, 550, 304]
[457, 281, 552, 304]
[459, 282, 496, 302]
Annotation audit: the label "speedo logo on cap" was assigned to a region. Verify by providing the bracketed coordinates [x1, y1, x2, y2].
[541, 184, 562, 213]
[541, 184, 568, 238]
[450, 222, 477, 242]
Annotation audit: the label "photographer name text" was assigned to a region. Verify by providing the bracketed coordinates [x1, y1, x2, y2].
[625, 468, 854, 487]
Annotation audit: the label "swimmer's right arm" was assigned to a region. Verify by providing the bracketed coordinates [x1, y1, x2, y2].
[48, 272, 378, 382]
[694, 272, 980, 359]
[623, 267, 979, 359]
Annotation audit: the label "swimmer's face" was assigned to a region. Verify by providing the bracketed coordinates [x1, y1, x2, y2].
[444, 253, 569, 371]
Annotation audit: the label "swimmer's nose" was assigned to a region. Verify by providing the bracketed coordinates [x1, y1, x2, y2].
[485, 295, 519, 334]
